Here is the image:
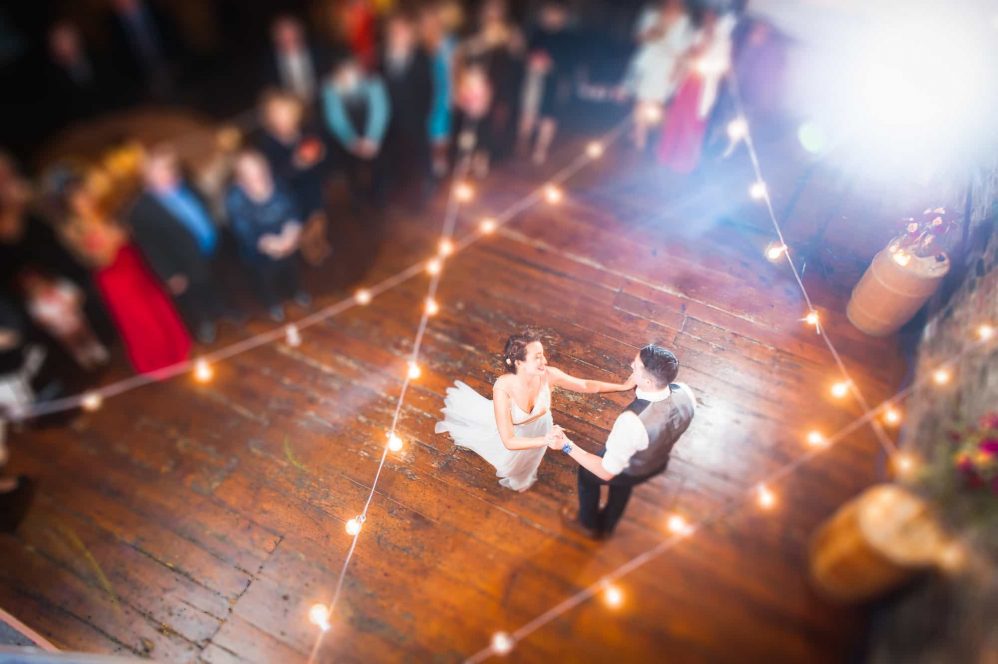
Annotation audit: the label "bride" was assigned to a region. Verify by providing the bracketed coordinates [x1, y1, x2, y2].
[435, 331, 635, 491]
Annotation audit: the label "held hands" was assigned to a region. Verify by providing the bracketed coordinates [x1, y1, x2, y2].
[545, 425, 570, 450]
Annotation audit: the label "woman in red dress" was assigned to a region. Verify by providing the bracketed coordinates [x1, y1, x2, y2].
[656, 10, 734, 173]
[51, 174, 191, 375]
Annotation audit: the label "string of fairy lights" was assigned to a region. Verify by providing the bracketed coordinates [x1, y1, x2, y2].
[456, 69, 994, 661]
[303, 121, 629, 660]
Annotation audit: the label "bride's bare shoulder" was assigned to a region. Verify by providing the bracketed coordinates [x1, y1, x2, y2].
[493, 374, 512, 390]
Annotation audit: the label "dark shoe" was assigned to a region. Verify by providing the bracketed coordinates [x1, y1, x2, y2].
[268, 306, 285, 323]
[293, 291, 312, 308]
[0, 476, 36, 533]
[196, 322, 217, 344]
[560, 505, 602, 541]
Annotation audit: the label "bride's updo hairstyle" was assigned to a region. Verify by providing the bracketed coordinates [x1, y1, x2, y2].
[502, 330, 541, 374]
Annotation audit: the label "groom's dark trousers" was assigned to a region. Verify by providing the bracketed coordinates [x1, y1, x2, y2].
[577, 450, 667, 536]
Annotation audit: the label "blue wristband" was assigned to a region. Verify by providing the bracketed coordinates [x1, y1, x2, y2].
[561, 442, 573, 455]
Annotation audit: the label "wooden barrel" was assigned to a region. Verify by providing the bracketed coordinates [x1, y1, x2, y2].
[846, 249, 949, 337]
[809, 484, 946, 603]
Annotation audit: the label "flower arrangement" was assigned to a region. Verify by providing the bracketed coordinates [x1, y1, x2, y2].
[887, 207, 960, 266]
[916, 412, 998, 554]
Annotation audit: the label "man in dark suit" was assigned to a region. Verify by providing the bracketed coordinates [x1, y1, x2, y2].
[379, 12, 433, 202]
[265, 15, 332, 106]
[44, 22, 119, 130]
[127, 145, 235, 344]
[103, 0, 184, 100]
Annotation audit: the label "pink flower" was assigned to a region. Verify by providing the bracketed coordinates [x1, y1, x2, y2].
[979, 439, 998, 454]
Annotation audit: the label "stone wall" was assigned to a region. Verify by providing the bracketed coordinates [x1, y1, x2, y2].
[868, 162, 997, 663]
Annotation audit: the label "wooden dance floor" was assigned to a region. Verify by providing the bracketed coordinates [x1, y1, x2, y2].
[2, 138, 904, 662]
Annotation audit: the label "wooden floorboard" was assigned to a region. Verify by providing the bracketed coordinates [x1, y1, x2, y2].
[4, 137, 902, 662]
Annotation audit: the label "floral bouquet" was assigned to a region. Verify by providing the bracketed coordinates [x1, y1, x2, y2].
[887, 207, 960, 265]
[916, 412, 998, 554]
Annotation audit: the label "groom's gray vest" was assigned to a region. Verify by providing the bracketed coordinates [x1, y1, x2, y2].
[620, 384, 695, 477]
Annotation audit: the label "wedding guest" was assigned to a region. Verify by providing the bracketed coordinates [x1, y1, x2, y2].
[656, 9, 736, 172]
[17, 269, 109, 371]
[624, 0, 694, 151]
[338, 0, 378, 72]
[556, 346, 696, 539]
[418, 2, 458, 178]
[257, 90, 331, 267]
[517, 0, 576, 165]
[321, 56, 390, 208]
[44, 21, 116, 129]
[379, 12, 433, 201]
[47, 170, 192, 375]
[225, 150, 310, 322]
[265, 14, 331, 105]
[0, 153, 113, 346]
[128, 145, 234, 344]
[457, 0, 525, 176]
[102, 0, 184, 99]
[0, 301, 35, 533]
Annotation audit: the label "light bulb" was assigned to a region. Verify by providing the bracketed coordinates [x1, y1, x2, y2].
[602, 583, 623, 608]
[81, 392, 102, 412]
[978, 324, 994, 341]
[765, 243, 786, 261]
[425, 298, 440, 316]
[194, 358, 213, 383]
[454, 181, 474, 202]
[830, 381, 850, 399]
[480, 217, 497, 234]
[285, 324, 302, 347]
[586, 141, 604, 158]
[426, 258, 442, 275]
[727, 117, 748, 141]
[544, 184, 563, 204]
[345, 516, 363, 536]
[756, 484, 776, 509]
[894, 452, 916, 475]
[388, 433, 403, 452]
[666, 513, 693, 536]
[883, 407, 901, 426]
[641, 104, 662, 123]
[438, 238, 455, 257]
[491, 632, 514, 655]
[749, 181, 767, 200]
[407, 362, 421, 380]
[309, 603, 331, 632]
[932, 368, 951, 385]
[804, 311, 820, 327]
[355, 289, 372, 305]
[806, 431, 826, 447]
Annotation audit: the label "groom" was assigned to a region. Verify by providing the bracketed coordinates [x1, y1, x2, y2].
[551, 345, 696, 540]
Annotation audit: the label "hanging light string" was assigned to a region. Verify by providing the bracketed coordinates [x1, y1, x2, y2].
[724, 71, 900, 459]
[463, 330, 992, 663]
[8, 120, 626, 423]
[304, 119, 629, 661]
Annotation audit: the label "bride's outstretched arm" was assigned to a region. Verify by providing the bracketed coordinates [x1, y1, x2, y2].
[546, 366, 635, 394]
[493, 385, 553, 450]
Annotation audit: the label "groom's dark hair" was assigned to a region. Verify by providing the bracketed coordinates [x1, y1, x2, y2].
[639, 345, 678, 388]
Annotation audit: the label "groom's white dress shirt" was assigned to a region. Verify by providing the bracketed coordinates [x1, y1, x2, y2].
[601, 383, 696, 476]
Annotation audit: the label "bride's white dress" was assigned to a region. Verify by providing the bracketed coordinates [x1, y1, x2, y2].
[435, 379, 552, 492]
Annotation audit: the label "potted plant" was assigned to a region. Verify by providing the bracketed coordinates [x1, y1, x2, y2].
[847, 208, 959, 336]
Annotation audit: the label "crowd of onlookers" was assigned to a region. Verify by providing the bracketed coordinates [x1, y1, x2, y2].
[0, 0, 786, 530]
